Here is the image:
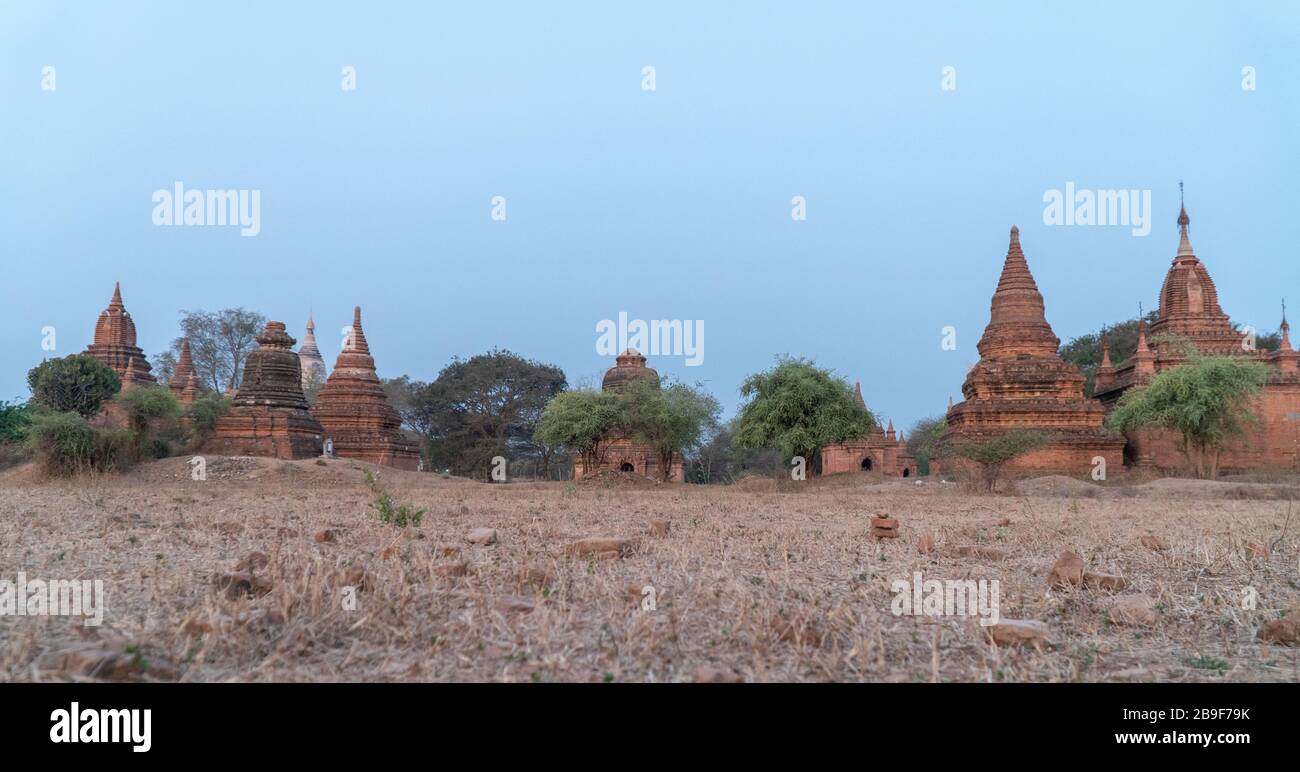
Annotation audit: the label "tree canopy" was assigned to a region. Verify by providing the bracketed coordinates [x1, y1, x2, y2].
[27, 355, 121, 417]
[156, 308, 266, 391]
[409, 349, 568, 479]
[732, 357, 875, 472]
[622, 378, 721, 480]
[533, 388, 623, 476]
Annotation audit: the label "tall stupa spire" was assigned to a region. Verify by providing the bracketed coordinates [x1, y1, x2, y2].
[975, 226, 1060, 360]
[1281, 298, 1292, 352]
[297, 311, 327, 389]
[1175, 181, 1196, 261]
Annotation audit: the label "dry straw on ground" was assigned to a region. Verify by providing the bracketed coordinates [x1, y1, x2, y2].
[2, 457, 1298, 682]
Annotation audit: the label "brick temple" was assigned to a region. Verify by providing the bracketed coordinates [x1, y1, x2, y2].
[573, 349, 684, 482]
[821, 382, 918, 476]
[310, 306, 420, 470]
[83, 282, 156, 387]
[1093, 202, 1300, 471]
[204, 321, 324, 459]
[939, 226, 1126, 476]
[167, 338, 202, 405]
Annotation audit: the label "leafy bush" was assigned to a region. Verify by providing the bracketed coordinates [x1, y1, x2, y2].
[186, 392, 231, 438]
[27, 411, 131, 476]
[1106, 356, 1269, 479]
[114, 385, 181, 459]
[27, 355, 121, 417]
[0, 400, 32, 444]
[364, 471, 426, 527]
[948, 430, 1047, 492]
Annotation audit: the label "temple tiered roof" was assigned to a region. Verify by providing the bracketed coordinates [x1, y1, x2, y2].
[84, 282, 156, 386]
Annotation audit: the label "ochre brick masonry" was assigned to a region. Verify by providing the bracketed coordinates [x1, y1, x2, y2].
[1094, 202, 1300, 473]
[310, 306, 419, 470]
[939, 226, 1126, 477]
[205, 321, 324, 459]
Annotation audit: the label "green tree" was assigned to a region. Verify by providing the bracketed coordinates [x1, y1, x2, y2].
[1105, 356, 1269, 479]
[905, 415, 947, 476]
[534, 389, 623, 476]
[623, 378, 721, 481]
[114, 385, 182, 459]
[186, 392, 231, 440]
[0, 400, 32, 445]
[169, 308, 267, 391]
[27, 355, 121, 417]
[412, 350, 568, 479]
[732, 357, 875, 474]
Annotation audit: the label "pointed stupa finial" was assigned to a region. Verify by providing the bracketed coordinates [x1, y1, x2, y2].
[1281, 298, 1292, 352]
[1136, 319, 1150, 353]
[1175, 183, 1195, 259]
[853, 381, 866, 409]
[110, 281, 123, 307]
[1100, 335, 1112, 368]
[353, 305, 362, 327]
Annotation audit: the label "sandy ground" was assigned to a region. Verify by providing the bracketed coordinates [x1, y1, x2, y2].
[2, 457, 1298, 682]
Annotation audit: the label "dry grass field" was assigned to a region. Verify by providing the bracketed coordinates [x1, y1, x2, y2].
[2, 457, 1299, 683]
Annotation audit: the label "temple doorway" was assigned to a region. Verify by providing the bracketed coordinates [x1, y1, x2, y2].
[861, 457, 873, 471]
[620, 462, 635, 473]
[902, 468, 910, 478]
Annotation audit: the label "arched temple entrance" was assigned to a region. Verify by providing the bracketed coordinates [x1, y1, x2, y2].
[861, 457, 873, 471]
[620, 462, 635, 473]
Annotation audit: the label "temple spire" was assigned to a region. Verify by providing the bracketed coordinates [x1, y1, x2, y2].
[1099, 336, 1112, 368]
[978, 225, 1059, 360]
[346, 305, 371, 354]
[1282, 299, 1292, 352]
[110, 281, 123, 308]
[1175, 183, 1196, 261]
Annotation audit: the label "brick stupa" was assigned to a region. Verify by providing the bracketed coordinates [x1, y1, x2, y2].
[940, 226, 1125, 476]
[84, 282, 156, 387]
[205, 321, 324, 459]
[573, 349, 684, 481]
[309, 307, 419, 469]
[297, 314, 327, 389]
[167, 338, 202, 404]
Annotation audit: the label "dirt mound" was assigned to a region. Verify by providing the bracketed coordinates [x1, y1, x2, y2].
[575, 469, 663, 488]
[1131, 477, 1299, 500]
[127, 455, 381, 485]
[1016, 475, 1105, 497]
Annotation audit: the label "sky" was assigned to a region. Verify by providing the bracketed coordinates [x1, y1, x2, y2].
[2, 1, 1297, 431]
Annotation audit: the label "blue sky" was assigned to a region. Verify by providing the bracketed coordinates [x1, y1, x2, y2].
[2, 1, 1296, 431]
